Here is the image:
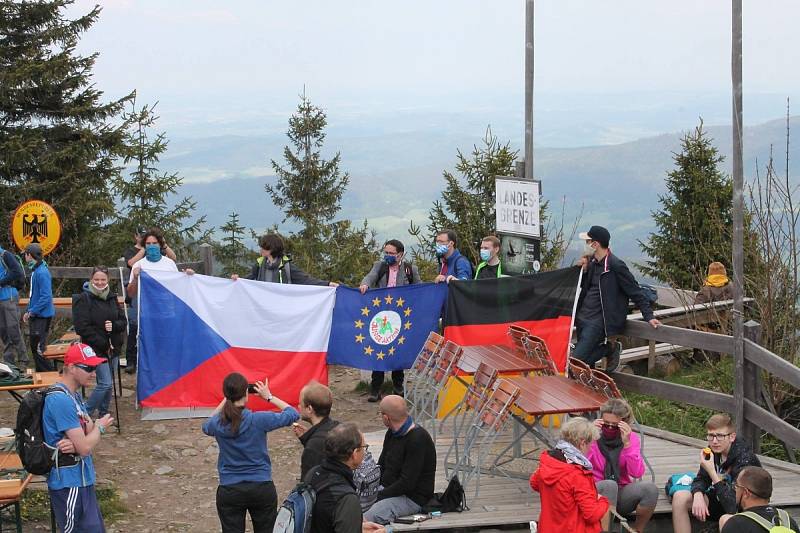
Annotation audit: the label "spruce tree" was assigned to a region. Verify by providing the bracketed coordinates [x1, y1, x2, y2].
[214, 212, 254, 277]
[638, 121, 734, 289]
[0, 0, 133, 263]
[110, 99, 207, 259]
[267, 92, 376, 285]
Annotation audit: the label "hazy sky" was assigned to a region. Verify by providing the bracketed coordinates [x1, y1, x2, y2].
[70, 0, 800, 109]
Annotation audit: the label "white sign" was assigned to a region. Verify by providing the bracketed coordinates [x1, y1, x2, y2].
[496, 178, 540, 238]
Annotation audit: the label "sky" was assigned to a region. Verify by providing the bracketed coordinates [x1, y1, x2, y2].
[69, 0, 800, 117]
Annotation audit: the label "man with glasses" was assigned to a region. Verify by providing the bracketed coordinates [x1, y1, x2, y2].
[433, 229, 473, 284]
[359, 239, 422, 402]
[671, 413, 761, 533]
[720, 466, 798, 532]
[43, 343, 114, 532]
[305, 423, 385, 533]
[364, 395, 436, 525]
[574, 225, 659, 372]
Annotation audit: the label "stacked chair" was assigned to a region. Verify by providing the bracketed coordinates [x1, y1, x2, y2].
[413, 340, 464, 440]
[405, 331, 444, 419]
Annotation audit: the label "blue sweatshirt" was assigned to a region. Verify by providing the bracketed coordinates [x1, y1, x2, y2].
[440, 249, 473, 280]
[28, 261, 55, 318]
[202, 406, 299, 486]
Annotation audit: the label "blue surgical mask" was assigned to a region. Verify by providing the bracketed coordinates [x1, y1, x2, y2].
[383, 254, 397, 265]
[435, 244, 449, 257]
[145, 244, 162, 262]
[480, 249, 491, 262]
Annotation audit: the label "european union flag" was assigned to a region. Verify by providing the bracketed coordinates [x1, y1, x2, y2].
[327, 283, 448, 371]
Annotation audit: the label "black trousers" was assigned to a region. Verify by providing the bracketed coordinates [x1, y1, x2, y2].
[125, 319, 137, 368]
[29, 316, 54, 372]
[371, 370, 405, 395]
[216, 480, 277, 533]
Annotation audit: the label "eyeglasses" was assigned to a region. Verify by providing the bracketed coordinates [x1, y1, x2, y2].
[706, 433, 732, 441]
[434, 240, 449, 245]
[92, 267, 109, 274]
[601, 422, 619, 429]
[74, 364, 97, 373]
[356, 444, 369, 452]
[733, 483, 766, 498]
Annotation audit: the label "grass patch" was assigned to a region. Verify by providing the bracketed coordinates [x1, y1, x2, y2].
[353, 380, 395, 394]
[625, 357, 798, 462]
[20, 485, 126, 524]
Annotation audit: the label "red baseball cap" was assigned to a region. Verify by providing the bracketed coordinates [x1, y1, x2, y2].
[64, 343, 107, 367]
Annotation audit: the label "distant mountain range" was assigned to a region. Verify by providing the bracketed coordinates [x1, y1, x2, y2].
[160, 114, 800, 264]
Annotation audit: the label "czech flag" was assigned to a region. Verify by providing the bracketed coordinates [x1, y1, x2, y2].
[137, 271, 335, 416]
[443, 267, 581, 371]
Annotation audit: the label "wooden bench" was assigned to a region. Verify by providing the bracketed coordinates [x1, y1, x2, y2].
[620, 342, 691, 373]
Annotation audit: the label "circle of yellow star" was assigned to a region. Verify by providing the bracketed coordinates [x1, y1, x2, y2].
[404, 321, 412, 330]
[372, 297, 381, 307]
[354, 319, 364, 329]
[403, 308, 412, 317]
[384, 294, 393, 305]
[395, 297, 405, 307]
[361, 306, 370, 316]
[376, 351, 385, 360]
[355, 334, 365, 343]
[397, 336, 405, 345]
[388, 347, 395, 355]
[364, 346, 374, 356]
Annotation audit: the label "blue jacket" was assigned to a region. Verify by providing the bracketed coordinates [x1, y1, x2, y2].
[439, 249, 473, 281]
[28, 261, 55, 318]
[0, 247, 24, 301]
[202, 406, 299, 486]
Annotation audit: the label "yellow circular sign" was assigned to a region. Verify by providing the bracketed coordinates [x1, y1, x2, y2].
[10, 200, 62, 256]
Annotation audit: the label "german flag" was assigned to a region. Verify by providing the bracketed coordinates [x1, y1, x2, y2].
[443, 266, 581, 371]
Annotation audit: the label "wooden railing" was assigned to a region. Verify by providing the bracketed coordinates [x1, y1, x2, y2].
[616, 317, 800, 460]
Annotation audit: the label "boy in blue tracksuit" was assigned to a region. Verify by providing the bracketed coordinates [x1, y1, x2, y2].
[22, 243, 55, 371]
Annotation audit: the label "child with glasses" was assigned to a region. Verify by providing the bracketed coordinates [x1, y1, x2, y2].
[671, 413, 761, 533]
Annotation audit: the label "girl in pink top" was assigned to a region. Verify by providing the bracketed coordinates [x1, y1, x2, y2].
[587, 398, 659, 532]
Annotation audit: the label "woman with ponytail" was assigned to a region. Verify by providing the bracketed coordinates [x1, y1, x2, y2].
[202, 372, 299, 533]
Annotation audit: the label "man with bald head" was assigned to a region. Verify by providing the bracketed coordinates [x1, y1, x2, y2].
[363, 395, 437, 525]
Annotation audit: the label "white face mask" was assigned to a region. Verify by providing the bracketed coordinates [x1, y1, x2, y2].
[92, 282, 108, 291]
[584, 243, 595, 256]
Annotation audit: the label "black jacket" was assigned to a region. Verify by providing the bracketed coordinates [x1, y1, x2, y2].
[246, 255, 328, 286]
[377, 424, 436, 506]
[577, 252, 655, 336]
[691, 438, 761, 515]
[306, 458, 362, 533]
[72, 288, 127, 357]
[298, 417, 340, 480]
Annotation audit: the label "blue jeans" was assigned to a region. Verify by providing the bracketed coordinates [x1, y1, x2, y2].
[573, 320, 611, 367]
[85, 357, 118, 416]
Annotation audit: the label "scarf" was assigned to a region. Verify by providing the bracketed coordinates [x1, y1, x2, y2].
[705, 274, 729, 288]
[88, 283, 110, 301]
[597, 436, 624, 482]
[391, 416, 414, 437]
[555, 440, 593, 470]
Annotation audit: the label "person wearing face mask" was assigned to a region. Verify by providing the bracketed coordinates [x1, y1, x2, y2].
[474, 235, 503, 280]
[432, 229, 473, 284]
[587, 398, 658, 532]
[231, 233, 338, 287]
[719, 466, 798, 532]
[73, 266, 128, 418]
[358, 239, 422, 402]
[574, 225, 660, 372]
[22, 243, 55, 371]
[127, 228, 188, 301]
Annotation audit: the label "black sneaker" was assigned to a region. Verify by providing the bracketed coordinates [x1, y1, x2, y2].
[367, 392, 380, 403]
[124, 365, 137, 375]
[605, 341, 622, 373]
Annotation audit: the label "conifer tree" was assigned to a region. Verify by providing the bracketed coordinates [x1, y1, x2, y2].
[214, 212, 254, 277]
[110, 99, 207, 259]
[267, 92, 376, 285]
[0, 0, 133, 263]
[638, 121, 734, 288]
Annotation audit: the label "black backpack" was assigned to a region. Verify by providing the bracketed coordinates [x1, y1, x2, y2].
[15, 386, 79, 475]
[422, 475, 468, 513]
[0, 250, 25, 291]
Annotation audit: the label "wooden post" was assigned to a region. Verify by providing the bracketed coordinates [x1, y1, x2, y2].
[524, 0, 534, 181]
[199, 243, 214, 276]
[742, 320, 761, 452]
[647, 340, 656, 374]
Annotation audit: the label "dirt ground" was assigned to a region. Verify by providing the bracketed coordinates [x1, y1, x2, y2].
[0, 365, 386, 532]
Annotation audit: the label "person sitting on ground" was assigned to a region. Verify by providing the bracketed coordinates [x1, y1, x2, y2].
[587, 398, 658, 532]
[305, 423, 386, 533]
[231, 233, 338, 287]
[720, 466, 799, 532]
[73, 266, 127, 418]
[44, 343, 115, 533]
[363, 395, 436, 525]
[358, 239, 421, 402]
[293, 381, 340, 480]
[433, 228, 473, 283]
[474, 235, 504, 279]
[531, 416, 609, 533]
[202, 373, 299, 533]
[671, 413, 761, 533]
[695, 261, 734, 304]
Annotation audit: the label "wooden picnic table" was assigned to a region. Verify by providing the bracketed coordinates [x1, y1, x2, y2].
[457, 344, 544, 375]
[506, 374, 607, 415]
[0, 452, 32, 533]
[18, 296, 124, 309]
[0, 372, 60, 402]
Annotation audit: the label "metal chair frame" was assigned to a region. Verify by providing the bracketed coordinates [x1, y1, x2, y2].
[405, 331, 444, 419]
[414, 340, 463, 440]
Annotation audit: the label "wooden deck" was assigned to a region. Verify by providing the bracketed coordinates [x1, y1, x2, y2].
[365, 423, 800, 531]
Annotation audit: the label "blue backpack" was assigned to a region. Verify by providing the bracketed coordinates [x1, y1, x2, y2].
[273, 483, 316, 533]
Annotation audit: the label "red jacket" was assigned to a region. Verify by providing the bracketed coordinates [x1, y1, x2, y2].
[530, 450, 609, 533]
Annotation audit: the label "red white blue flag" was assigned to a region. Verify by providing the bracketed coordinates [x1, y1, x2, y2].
[137, 271, 335, 415]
